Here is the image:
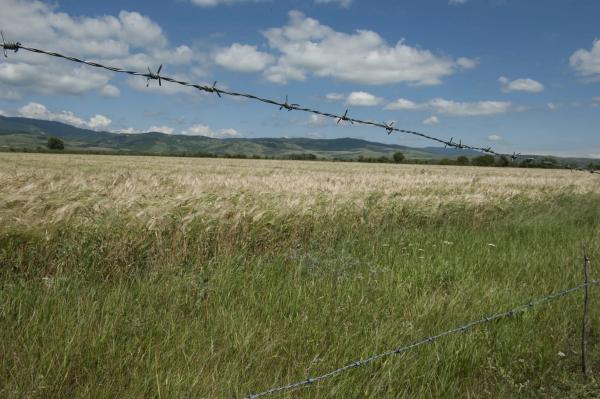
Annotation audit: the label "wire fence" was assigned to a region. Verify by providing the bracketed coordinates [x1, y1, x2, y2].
[1, 32, 599, 396]
[246, 276, 599, 398]
[3, 35, 600, 174]
[0, 35, 522, 161]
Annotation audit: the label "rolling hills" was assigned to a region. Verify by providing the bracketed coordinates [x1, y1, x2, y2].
[0, 116, 479, 160]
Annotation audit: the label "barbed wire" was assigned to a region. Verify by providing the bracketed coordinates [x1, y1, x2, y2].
[0, 37, 518, 159]
[245, 279, 599, 398]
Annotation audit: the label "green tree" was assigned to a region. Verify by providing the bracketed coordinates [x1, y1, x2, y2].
[456, 156, 470, 166]
[471, 155, 495, 167]
[392, 151, 405, 163]
[496, 156, 510, 167]
[47, 137, 65, 150]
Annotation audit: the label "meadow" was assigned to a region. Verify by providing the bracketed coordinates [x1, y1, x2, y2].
[1, 152, 600, 398]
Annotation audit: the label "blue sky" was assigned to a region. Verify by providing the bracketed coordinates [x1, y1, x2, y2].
[0, 0, 599, 157]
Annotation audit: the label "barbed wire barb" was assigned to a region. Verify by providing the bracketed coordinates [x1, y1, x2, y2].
[244, 280, 600, 399]
[385, 121, 395, 134]
[1, 31, 20, 57]
[279, 95, 299, 111]
[337, 109, 352, 124]
[146, 64, 163, 87]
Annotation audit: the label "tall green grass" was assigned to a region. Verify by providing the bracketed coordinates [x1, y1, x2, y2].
[1, 194, 600, 398]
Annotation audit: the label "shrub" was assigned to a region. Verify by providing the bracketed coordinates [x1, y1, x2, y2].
[393, 152, 405, 163]
[47, 137, 65, 150]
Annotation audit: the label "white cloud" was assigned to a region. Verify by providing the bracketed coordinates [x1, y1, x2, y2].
[149, 125, 174, 134]
[570, 39, 600, 79]
[126, 72, 199, 95]
[190, 0, 266, 6]
[385, 97, 511, 116]
[428, 98, 511, 116]
[456, 57, 478, 70]
[346, 91, 382, 106]
[182, 124, 242, 138]
[325, 93, 345, 101]
[215, 43, 274, 72]
[499, 76, 544, 93]
[547, 102, 558, 110]
[113, 127, 142, 134]
[262, 11, 476, 85]
[220, 128, 241, 138]
[488, 134, 502, 141]
[305, 114, 331, 127]
[0, 62, 110, 96]
[449, 0, 468, 4]
[423, 115, 439, 125]
[592, 96, 600, 107]
[305, 131, 323, 139]
[0, 86, 21, 99]
[18, 102, 112, 130]
[384, 98, 422, 111]
[0, 110, 7, 116]
[100, 84, 121, 98]
[315, 0, 352, 7]
[0, 1, 200, 96]
[88, 115, 112, 130]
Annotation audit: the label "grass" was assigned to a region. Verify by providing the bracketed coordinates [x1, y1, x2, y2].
[1, 153, 600, 398]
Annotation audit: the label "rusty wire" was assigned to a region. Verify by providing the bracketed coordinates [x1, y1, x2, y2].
[245, 280, 599, 398]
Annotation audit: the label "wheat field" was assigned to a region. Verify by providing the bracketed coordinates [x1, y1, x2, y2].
[2, 152, 600, 398]
[2, 153, 598, 227]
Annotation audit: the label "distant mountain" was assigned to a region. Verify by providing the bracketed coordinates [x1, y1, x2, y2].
[0, 115, 482, 160]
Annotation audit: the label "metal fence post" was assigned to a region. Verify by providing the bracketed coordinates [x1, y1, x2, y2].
[582, 254, 591, 376]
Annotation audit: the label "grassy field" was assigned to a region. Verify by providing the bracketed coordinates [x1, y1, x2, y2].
[2, 152, 600, 398]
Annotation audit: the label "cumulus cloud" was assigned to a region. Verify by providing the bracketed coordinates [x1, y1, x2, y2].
[262, 11, 476, 85]
[428, 98, 511, 116]
[190, 0, 266, 6]
[570, 39, 600, 79]
[0, 1, 200, 97]
[149, 125, 174, 134]
[325, 93, 345, 101]
[18, 102, 112, 130]
[315, 0, 352, 7]
[113, 127, 142, 134]
[304, 114, 331, 127]
[0, 86, 21, 100]
[305, 131, 323, 139]
[547, 102, 558, 110]
[384, 98, 422, 111]
[182, 124, 242, 138]
[384, 97, 511, 116]
[456, 57, 478, 70]
[423, 115, 439, 125]
[346, 91, 382, 106]
[88, 115, 112, 130]
[100, 84, 121, 98]
[488, 134, 502, 141]
[215, 43, 274, 72]
[0, 62, 110, 96]
[499, 76, 544, 93]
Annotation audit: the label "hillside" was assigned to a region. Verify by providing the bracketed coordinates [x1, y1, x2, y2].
[0, 116, 480, 160]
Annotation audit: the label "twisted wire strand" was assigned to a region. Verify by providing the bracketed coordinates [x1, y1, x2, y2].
[1, 41, 513, 158]
[245, 280, 599, 398]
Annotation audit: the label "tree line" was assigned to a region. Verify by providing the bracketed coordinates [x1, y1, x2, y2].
[0, 136, 595, 171]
